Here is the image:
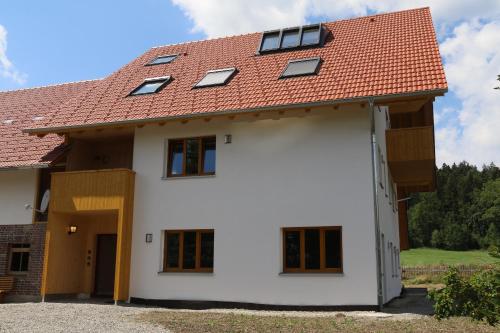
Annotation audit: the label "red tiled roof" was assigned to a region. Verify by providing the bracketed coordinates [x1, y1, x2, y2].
[0, 80, 98, 168]
[26, 7, 447, 134]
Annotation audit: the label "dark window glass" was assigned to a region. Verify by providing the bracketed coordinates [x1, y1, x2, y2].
[281, 58, 321, 78]
[200, 232, 214, 268]
[202, 137, 216, 174]
[185, 139, 200, 175]
[166, 233, 180, 268]
[130, 77, 170, 96]
[170, 141, 184, 175]
[325, 230, 342, 268]
[10, 245, 30, 272]
[301, 26, 321, 46]
[285, 231, 301, 268]
[149, 55, 177, 65]
[182, 232, 196, 269]
[305, 229, 320, 269]
[261, 32, 280, 51]
[281, 29, 300, 48]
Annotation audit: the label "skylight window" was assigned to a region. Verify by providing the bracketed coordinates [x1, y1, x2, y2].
[280, 57, 321, 78]
[194, 68, 237, 88]
[281, 29, 300, 48]
[259, 23, 324, 54]
[260, 32, 280, 51]
[301, 25, 321, 46]
[129, 76, 171, 96]
[147, 54, 178, 66]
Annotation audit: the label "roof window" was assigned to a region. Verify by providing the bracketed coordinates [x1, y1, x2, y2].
[194, 68, 237, 88]
[129, 76, 171, 96]
[280, 57, 321, 78]
[259, 23, 325, 53]
[147, 54, 177, 66]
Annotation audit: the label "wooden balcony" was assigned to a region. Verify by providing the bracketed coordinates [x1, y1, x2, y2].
[49, 168, 135, 213]
[386, 126, 436, 192]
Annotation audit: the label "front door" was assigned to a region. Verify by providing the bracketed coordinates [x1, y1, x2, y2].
[94, 234, 117, 297]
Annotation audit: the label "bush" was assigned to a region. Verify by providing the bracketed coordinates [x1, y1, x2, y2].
[488, 245, 500, 259]
[429, 266, 500, 326]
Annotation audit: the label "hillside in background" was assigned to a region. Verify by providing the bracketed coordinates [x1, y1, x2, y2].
[408, 162, 500, 250]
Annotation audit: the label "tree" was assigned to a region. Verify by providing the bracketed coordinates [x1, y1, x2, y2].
[495, 74, 500, 89]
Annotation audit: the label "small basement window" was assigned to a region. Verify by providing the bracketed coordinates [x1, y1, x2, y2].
[9, 244, 30, 274]
[167, 136, 216, 177]
[280, 57, 321, 78]
[147, 54, 178, 66]
[283, 227, 342, 273]
[129, 76, 171, 96]
[163, 230, 214, 272]
[194, 68, 237, 88]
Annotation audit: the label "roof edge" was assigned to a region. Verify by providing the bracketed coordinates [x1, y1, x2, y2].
[24, 88, 447, 135]
[0, 78, 103, 94]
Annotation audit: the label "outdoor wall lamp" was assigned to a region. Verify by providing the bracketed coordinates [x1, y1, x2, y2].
[67, 225, 77, 235]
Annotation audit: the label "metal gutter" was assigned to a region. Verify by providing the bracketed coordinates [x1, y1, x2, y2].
[23, 88, 447, 135]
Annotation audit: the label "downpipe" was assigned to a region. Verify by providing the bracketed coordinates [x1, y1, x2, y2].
[369, 98, 384, 309]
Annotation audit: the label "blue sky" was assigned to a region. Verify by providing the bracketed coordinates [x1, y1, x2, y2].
[0, 1, 499, 166]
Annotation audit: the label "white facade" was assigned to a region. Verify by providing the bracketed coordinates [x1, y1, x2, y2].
[373, 106, 402, 303]
[130, 106, 385, 306]
[0, 169, 36, 225]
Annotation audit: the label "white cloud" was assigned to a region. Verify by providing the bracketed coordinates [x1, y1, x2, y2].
[0, 25, 26, 85]
[436, 20, 500, 166]
[171, 0, 500, 166]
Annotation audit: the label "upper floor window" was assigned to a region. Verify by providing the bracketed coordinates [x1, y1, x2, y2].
[283, 226, 342, 273]
[9, 244, 30, 274]
[258, 24, 325, 54]
[280, 57, 321, 79]
[167, 136, 216, 177]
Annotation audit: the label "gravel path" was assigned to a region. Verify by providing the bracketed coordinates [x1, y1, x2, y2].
[0, 301, 426, 332]
[0, 302, 169, 333]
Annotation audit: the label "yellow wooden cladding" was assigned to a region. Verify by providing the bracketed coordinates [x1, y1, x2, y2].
[386, 126, 436, 192]
[41, 169, 135, 302]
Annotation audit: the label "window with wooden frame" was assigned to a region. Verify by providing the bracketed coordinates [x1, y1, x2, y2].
[163, 230, 214, 272]
[8, 244, 30, 274]
[167, 136, 216, 177]
[282, 227, 342, 273]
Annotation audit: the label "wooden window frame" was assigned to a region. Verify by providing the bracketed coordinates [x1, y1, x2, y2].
[8, 244, 30, 275]
[163, 229, 214, 272]
[282, 226, 342, 273]
[166, 136, 216, 178]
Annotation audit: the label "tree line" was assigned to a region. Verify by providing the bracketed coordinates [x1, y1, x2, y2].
[408, 162, 500, 250]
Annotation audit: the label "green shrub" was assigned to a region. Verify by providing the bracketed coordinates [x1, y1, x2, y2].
[429, 266, 500, 326]
[488, 245, 500, 259]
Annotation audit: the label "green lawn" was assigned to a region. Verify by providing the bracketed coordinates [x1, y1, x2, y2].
[401, 248, 500, 266]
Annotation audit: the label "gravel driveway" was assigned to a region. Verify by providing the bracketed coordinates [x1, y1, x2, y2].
[0, 302, 169, 333]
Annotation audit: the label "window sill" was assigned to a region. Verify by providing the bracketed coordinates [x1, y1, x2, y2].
[158, 271, 214, 275]
[279, 272, 344, 276]
[161, 175, 216, 181]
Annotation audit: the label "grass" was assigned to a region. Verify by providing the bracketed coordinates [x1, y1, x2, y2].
[400, 248, 500, 266]
[137, 311, 498, 333]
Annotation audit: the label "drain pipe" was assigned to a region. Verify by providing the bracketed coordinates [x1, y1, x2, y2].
[369, 98, 384, 310]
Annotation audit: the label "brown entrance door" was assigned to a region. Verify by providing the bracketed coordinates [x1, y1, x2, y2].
[94, 234, 117, 297]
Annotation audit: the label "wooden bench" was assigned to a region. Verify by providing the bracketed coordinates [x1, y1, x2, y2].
[0, 276, 14, 303]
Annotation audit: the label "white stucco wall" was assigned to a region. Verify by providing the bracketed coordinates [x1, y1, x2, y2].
[0, 169, 36, 225]
[130, 106, 380, 306]
[374, 106, 402, 303]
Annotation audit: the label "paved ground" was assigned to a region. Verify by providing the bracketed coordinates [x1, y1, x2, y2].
[0, 288, 434, 333]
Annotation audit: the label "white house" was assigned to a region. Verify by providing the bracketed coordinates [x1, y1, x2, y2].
[0, 8, 446, 309]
